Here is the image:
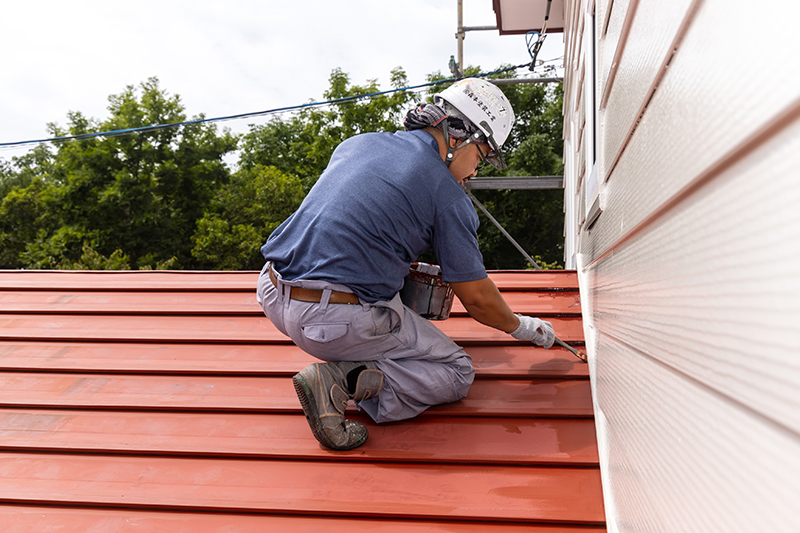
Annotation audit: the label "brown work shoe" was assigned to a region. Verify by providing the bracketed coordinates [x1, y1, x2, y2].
[292, 361, 382, 450]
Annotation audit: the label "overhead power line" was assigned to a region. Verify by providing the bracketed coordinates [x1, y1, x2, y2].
[0, 61, 562, 151]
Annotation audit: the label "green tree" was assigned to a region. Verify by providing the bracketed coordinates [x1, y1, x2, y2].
[58, 243, 132, 270]
[465, 71, 565, 269]
[0, 77, 238, 269]
[191, 165, 305, 270]
[236, 114, 322, 190]
[240, 67, 418, 192]
[1, 68, 565, 271]
[0, 177, 52, 267]
[0, 144, 52, 200]
[239, 66, 565, 269]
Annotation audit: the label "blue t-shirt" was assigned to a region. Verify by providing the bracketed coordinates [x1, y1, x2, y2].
[261, 129, 486, 302]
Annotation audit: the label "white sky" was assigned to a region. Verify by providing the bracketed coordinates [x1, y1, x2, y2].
[0, 0, 564, 163]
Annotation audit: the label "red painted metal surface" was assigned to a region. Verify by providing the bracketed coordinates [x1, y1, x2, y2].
[0, 314, 585, 343]
[0, 270, 604, 529]
[0, 269, 578, 291]
[0, 409, 598, 465]
[0, 341, 589, 377]
[1, 506, 605, 533]
[0, 290, 264, 315]
[0, 270, 260, 291]
[469, 344, 589, 377]
[0, 288, 581, 316]
[0, 374, 593, 416]
[0, 452, 605, 523]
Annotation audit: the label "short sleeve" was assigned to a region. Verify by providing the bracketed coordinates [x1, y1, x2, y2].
[432, 195, 487, 283]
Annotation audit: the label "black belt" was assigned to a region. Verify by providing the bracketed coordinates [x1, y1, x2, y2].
[269, 266, 360, 305]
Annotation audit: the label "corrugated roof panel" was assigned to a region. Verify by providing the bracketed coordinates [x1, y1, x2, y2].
[0, 314, 587, 343]
[0, 342, 589, 378]
[0, 374, 592, 416]
[0, 270, 578, 291]
[0, 453, 605, 522]
[3, 505, 600, 532]
[0, 410, 599, 464]
[0, 270, 605, 530]
[0, 289, 581, 316]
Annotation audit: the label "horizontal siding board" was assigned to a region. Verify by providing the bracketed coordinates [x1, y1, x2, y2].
[0, 374, 594, 417]
[591, 116, 800, 433]
[0, 453, 605, 523]
[597, 0, 611, 37]
[584, 0, 800, 260]
[0, 410, 599, 465]
[2, 505, 606, 533]
[0, 342, 590, 378]
[0, 314, 586, 344]
[601, 0, 694, 171]
[0, 289, 582, 317]
[598, 0, 631, 101]
[593, 334, 800, 532]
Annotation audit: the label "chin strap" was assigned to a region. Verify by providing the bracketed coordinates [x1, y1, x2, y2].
[441, 117, 455, 168]
[441, 117, 486, 168]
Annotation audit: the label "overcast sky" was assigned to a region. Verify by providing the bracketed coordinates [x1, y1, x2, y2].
[1, 0, 564, 163]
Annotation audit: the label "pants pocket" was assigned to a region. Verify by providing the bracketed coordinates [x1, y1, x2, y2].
[302, 323, 349, 343]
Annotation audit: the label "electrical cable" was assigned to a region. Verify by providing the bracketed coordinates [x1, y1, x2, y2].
[527, 0, 553, 71]
[0, 61, 558, 150]
[526, 31, 541, 58]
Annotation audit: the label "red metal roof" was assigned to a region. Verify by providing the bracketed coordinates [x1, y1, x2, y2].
[0, 270, 605, 531]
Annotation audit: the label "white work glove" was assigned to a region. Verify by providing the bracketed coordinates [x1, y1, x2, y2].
[509, 314, 555, 349]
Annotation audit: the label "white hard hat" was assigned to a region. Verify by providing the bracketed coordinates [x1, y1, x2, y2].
[434, 78, 516, 169]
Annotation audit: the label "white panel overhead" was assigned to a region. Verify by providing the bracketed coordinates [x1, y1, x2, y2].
[494, 0, 565, 34]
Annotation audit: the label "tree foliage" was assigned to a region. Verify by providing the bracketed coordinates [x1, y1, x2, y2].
[1, 67, 565, 271]
[191, 165, 305, 270]
[0, 77, 237, 269]
[470, 71, 565, 269]
[239, 67, 419, 191]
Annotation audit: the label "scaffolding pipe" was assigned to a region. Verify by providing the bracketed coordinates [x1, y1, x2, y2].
[457, 0, 464, 78]
[490, 77, 563, 85]
[464, 188, 542, 270]
[455, 2, 501, 77]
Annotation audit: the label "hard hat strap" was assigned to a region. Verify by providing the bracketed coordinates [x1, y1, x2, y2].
[442, 117, 455, 168]
[442, 117, 486, 168]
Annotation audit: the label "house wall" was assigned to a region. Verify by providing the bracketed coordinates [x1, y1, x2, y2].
[561, 0, 800, 530]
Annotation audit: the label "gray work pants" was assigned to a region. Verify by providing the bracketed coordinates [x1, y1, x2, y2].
[256, 263, 474, 423]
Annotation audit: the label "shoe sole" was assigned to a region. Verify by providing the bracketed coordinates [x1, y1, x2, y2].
[292, 373, 366, 451]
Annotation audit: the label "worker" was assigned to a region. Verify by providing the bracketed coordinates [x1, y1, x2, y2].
[256, 78, 554, 450]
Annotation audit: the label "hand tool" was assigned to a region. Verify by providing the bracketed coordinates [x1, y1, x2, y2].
[554, 336, 587, 362]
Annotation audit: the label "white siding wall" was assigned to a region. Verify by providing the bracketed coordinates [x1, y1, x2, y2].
[562, 0, 800, 530]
